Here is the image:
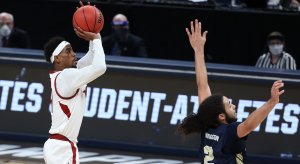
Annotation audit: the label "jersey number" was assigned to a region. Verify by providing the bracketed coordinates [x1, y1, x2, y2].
[204, 145, 214, 164]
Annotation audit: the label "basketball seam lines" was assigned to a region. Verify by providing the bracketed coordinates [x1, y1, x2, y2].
[93, 6, 97, 33]
[82, 7, 91, 32]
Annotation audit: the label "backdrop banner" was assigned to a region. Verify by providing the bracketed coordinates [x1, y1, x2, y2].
[0, 50, 300, 159]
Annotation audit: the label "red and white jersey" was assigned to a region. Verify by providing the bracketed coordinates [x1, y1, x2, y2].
[49, 71, 87, 143]
[48, 38, 106, 143]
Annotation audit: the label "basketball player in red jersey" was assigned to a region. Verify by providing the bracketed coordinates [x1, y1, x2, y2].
[42, 22, 106, 164]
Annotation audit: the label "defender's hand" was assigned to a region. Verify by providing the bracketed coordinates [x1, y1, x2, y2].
[270, 80, 285, 104]
[185, 19, 208, 53]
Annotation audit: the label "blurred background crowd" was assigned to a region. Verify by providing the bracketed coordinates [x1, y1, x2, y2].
[1, 0, 299, 70]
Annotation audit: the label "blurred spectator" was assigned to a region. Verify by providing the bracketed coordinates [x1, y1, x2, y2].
[0, 12, 30, 48]
[102, 13, 148, 58]
[281, 0, 300, 11]
[255, 31, 296, 70]
[242, 0, 267, 9]
[266, 0, 281, 9]
[214, 0, 242, 7]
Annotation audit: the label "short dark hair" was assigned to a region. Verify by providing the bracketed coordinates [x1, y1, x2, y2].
[178, 94, 225, 135]
[267, 31, 285, 42]
[43, 36, 65, 63]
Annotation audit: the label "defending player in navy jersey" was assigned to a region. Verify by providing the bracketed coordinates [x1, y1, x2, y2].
[178, 19, 284, 164]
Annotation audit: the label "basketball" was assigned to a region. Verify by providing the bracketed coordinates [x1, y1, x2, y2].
[72, 5, 104, 33]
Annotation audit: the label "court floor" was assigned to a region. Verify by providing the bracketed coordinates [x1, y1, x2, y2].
[0, 140, 200, 164]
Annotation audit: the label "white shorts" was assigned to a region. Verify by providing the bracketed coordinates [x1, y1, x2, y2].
[43, 138, 79, 164]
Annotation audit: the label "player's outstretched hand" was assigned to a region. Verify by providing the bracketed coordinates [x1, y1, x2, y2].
[185, 19, 208, 53]
[77, 1, 91, 9]
[270, 80, 285, 104]
[74, 26, 100, 41]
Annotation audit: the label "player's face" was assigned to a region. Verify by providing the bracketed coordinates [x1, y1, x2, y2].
[223, 96, 237, 123]
[58, 45, 77, 68]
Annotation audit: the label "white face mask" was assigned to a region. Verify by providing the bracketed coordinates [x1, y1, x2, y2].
[0, 24, 12, 37]
[269, 44, 283, 55]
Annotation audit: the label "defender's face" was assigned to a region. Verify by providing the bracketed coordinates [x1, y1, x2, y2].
[223, 96, 237, 123]
[57, 44, 77, 68]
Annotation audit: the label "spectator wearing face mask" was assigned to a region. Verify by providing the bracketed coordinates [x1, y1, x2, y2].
[102, 13, 148, 58]
[281, 0, 300, 11]
[0, 12, 30, 49]
[255, 31, 296, 70]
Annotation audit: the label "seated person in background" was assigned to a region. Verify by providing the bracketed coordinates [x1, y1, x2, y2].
[102, 13, 148, 58]
[255, 31, 296, 70]
[0, 12, 30, 48]
[281, 0, 300, 11]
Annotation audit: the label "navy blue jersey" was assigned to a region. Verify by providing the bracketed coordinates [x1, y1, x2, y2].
[199, 122, 247, 164]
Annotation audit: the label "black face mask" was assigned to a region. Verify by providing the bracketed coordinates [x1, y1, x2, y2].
[112, 27, 129, 43]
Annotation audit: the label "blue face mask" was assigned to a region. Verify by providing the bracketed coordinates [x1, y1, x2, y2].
[269, 44, 283, 55]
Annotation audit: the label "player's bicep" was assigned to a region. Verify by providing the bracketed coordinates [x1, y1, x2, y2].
[198, 85, 211, 104]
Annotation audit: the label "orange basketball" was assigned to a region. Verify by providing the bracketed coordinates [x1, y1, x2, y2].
[72, 5, 104, 33]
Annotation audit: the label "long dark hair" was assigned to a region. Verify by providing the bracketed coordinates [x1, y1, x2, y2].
[178, 94, 225, 135]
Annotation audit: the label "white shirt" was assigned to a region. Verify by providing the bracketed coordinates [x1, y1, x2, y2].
[49, 38, 106, 142]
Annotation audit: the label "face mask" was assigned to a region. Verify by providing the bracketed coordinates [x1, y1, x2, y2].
[269, 44, 283, 55]
[0, 24, 11, 37]
[112, 27, 129, 43]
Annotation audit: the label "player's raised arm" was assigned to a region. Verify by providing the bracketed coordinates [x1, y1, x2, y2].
[186, 19, 211, 104]
[73, 1, 104, 68]
[237, 80, 285, 138]
[58, 27, 106, 95]
[77, 39, 94, 69]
